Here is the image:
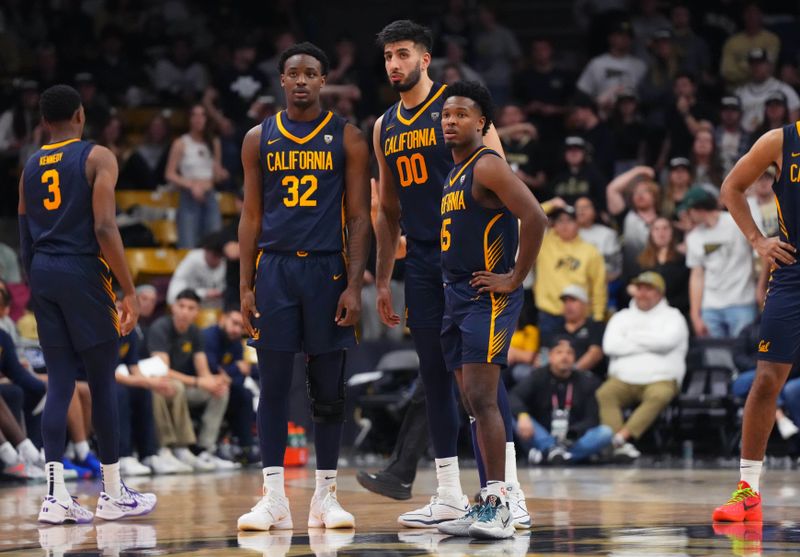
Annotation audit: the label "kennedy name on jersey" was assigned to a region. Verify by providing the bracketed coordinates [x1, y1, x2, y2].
[265, 150, 333, 172]
[441, 189, 466, 214]
[384, 127, 437, 156]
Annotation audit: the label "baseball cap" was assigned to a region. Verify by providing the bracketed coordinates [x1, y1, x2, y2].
[560, 285, 589, 304]
[631, 271, 665, 294]
[564, 136, 587, 149]
[668, 156, 691, 170]
[678, 186, 717, 212]
[765, 90, 787, 105]
[748, 48, 769, 63]
[548, 205, 576, 220]
[720, 96, 741, 110]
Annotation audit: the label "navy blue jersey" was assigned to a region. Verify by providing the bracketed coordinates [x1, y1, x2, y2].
[776, 122, 800, 247]
[380, 83, 452, 243]
[441, 147, 518, 283]
[22, 138, 99, 256]
[259, 110, 347, 253]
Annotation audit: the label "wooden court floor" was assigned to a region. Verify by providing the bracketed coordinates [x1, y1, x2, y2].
[3, 465, 800, 555]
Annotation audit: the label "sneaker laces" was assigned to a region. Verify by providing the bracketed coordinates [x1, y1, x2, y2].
[726, 484, 757, 505]
[462, 502, 483, 520]
[477, 502, 497, 523]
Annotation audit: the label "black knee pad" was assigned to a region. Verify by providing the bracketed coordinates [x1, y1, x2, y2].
[307, 351, 346, 424]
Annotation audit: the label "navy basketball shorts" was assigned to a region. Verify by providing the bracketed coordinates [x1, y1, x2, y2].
[441, 280, 523, 371]
[29, 253, 120, 352]
[758, 264, 800, 363]
[404, 240, 445, 330]
[248, 251, 356, 355]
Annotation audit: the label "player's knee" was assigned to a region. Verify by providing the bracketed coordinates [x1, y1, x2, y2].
[310, 396, 346, 424]
[753, 366, 788, 398]
[465, 388, 497, 419]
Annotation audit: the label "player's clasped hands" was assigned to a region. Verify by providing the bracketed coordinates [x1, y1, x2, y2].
[470, 270, 518, 294]
[753, 235, 797, 268]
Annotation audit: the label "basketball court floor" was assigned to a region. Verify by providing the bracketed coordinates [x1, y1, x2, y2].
[3, 464, 799, 555]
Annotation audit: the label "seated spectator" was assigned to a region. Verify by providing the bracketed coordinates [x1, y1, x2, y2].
[660, 157, 694, 231]
[0, 393, 44, 480]
[714, 96, 751, 179]
[690, 127, 723, 190]
[548, 136, 606, 210]
[535, 206, 606, 339]
[0, 324, 47, 435]
[568, 95, 614, 179]
[151, 36, 209, 104]
[472, 4, 522, 105]
[429, 37, 485, 86]
[754, 90, 791, 138]
[575, 196, 622, 282]
[166, 234, 227, 307]
[203, 308, 257, 464]
[608, 89, 646, 176]
[547, 285, 606, 378]
[0, 242, 21, 284]
[74, 72, 110, 142]
[684, 188, 757, 338]
[0, 80, 42, 166]
[597, 272, 689, 460]
[511, 336, 610, 464]
[496, 104, 546, 193]
[736, 48, 800, 134]
[147, 289, 236, 471]
[119, 113, 170, 190]
[660, 72, 715, 164]
[720, 3, 780, 89]
[747, 163, 779, 239]
[636, 217, 690, 317]
[669, 4, 711, 79]
[97, 114, 128, 169]
[136, 284, 159, 332]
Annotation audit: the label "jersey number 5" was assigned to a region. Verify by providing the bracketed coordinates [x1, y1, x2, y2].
[41, 169, 61, 211]
[396, 154, 428, 187]
[441, 218, 452, 252]
[282, 175, 318, 207]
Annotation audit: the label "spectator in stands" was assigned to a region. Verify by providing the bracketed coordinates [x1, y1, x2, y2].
[720, 3, 780, 88]
[218, 190, 243, 309]
[535, 206, 606, 339]
[635, 217, 690, 318]
[575, 196, 621, 282]
[748, 163, 779, 239]
[98, 114, 127, 167]
[167, 233, 227, 307]
[511, 336, 610, 464]
[165, 103, 227, 248]
[609, 89, 646, 175]
[136, 284, 159, 331]
[736, 48, 800, 133]
[597, 271, 689, 460]
[432, 0, 475, 55]
[0, 393, 44, 480]
[119, 113, 170, 190]
[606, 166, 660, 277]
[93, 25, 139, 105]
[548, 286, 606, 378]
[472, 4, 522, 104]
[152, 36, 209, 104]
[576, 20, 647, 103]
[32, 43, 63, 92]
[754, 90, 792, 138]
[661, 72, 715, 164]
[430, 37, 485, 86]
[568, 95, 614, 179]
[684, 187, 757, 338]
[147, 289, 236, 471]
[74, 72, 110, 142]
[660, 157, 693, 225]
[0, 79, 42, 165]
[638, 29, 682, 115]
[690, 127, 723, 189]
[0, 243, 21, 285]
[258, 31, 296, 106]
[203, 308, 257, 464]
[631, 0, 670, 58]
[715, 96, 751, 179]
[548, 136, 607, 211]
[496, 104, 546, 193]
[669, 3, 711, 79]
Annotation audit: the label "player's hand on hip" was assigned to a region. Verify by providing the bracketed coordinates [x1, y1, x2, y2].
[240, 291, 260, 338]
[119, 293, 140, 336]
[753, 236, 796, 267]
[376, 284, 400, 327]
[336, 286, 361, 327]
[470, 270, 518, 294]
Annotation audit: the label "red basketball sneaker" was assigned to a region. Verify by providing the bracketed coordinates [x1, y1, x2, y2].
[712, 481, 762, 522]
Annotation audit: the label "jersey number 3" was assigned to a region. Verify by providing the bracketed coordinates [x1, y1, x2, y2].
[41, 169, 61, 211]
[282, 175, 318, 207]
[396, 154, 428, 187]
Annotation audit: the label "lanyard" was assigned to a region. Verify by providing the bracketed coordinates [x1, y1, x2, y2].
[552, 383, 573, 412]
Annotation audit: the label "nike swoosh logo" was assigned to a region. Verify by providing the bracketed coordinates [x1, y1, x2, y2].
[385, 125, 395, 131]
[400, 482, 412, 488]
[118, 500, 139, 509]
[324, 475, 336, 480]
[266, 472, 280, 476]
[502, 516, 510, 527]
[438, 463, 452, 468]
[743, 501, 760, 510]
[268, 138, 281, 145]
[333, 273, 343, 280]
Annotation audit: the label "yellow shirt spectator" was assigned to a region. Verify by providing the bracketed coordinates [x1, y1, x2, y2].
[719, 5, 780, 88]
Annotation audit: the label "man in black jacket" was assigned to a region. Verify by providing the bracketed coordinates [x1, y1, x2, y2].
[510, 336, 612, 464]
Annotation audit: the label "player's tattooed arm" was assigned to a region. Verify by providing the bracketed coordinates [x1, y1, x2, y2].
[239, 125, 265, 337]
[336, 123, 372, 327]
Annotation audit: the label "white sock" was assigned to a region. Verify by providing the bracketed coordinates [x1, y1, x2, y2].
[435, 457, 463, 499]
[0, 442, 18, 466]
[505, 442, 519, 487]
[315, 469, 337, 497]
[102, 462, 122, 498]
[263, 466, 285, 497]
[74, 440, 91, 461]
[16, 439, 40, 463]
[740, 459, 763, 493]
[486, 480, 506, 505]
[46, 461, 71, 503]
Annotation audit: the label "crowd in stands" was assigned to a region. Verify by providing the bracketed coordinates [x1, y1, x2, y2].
[3, 0, 800, 480]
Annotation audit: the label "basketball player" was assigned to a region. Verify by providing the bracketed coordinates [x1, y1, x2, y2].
[712, 121, 800, 522]
[367, 20, 530, 528]
[237, 43, 371, 530]
[436, 81, 546, 539]
[18, 85, 156, 523]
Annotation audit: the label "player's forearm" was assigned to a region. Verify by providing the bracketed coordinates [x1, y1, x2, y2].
[345, 214, 371, 289]
[375, 209, 400, 288]
[238, 215, 261, 293]
[95, 223, 135, 296]
[721, 180, 763, 244]
[511, 208, 547, 288]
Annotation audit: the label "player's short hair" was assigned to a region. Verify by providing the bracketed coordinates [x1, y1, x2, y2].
[376, 20, 433, 52]
[40, 85, 81, 124]
[442, 81, 494, 135]
[175, 289, 201, 304]
[278, 42, 329, 76]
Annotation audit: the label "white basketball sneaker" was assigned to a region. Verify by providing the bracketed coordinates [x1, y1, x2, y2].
[119, 456, 152, 476]
[95, 484, 157, 520]
[238, 491, 293, 531]
[38, 496, 94, 524]
[507, 482, 531, 529]
[398, 493, 469, 528]
[437, 499, 485, 536]
[308, 485, 355, 529]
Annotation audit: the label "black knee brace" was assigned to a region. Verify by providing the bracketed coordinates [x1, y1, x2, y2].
[307, 351, 347, 424]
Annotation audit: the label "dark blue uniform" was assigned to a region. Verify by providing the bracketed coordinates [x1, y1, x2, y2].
[380, 83, 451, 328]
[439, 147, 522, 370]
[22, 138, 119, 351]
[250, 110, 355, 354]
[758, 122, 800, 363]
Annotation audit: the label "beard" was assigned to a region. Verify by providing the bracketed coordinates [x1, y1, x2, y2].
[444, 138, 458, 149]
[391, 62, 422, 92]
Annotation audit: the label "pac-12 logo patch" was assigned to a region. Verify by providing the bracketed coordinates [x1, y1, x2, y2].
[324, 134, 333, 144]
[460, 175, 466, 184]
[431, 112, 440, 121]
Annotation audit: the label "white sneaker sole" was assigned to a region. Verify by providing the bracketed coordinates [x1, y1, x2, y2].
[237, 515, 293, 531]
[468, 522, 515, 540]
[398, 507, 466, 528]
[308, 514, 355, 529]
[95, 500, 157, 521]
